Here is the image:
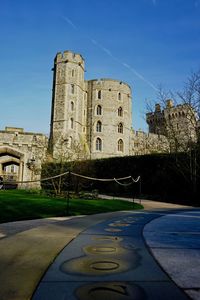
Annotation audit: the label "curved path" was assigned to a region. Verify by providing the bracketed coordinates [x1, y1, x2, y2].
[0, 203, 199, 300]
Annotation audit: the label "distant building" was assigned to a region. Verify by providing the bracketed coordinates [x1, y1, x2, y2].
[146, 99, 198, 151]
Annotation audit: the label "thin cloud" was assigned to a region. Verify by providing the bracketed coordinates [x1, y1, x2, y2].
[61, 16, 77, 30]
[61, 15, 158, 91]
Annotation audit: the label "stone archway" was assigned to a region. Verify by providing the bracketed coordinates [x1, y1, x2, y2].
[0, 146, 24, 188]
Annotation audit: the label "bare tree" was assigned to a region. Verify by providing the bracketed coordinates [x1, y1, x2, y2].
[146, 70, 200, 199]
[43, 135, 89, 196]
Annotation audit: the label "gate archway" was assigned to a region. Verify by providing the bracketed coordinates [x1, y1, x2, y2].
[0, 146, 24, 188]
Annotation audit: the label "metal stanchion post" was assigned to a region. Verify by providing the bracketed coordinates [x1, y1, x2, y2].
[66, 171, 71, 216]
[139, 177, 142, 205]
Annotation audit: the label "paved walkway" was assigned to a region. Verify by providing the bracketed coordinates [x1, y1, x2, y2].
[0, 199, 199, 300]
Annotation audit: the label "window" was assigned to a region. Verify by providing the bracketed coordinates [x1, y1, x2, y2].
[72, 69, 75, 77]
[96, 121, 102, 132]
[11, 165, 15, 173]
[118, 107, 123, 117]
[118, 123, 123, 133]
[71, 84, 75, 94]
[118, 139, 124, 152]
[32, 135, 37, 142]
[96, 137, 102, 151]
[70, 118, 74, 129]
[97, 105, 102, 115]
[71, 101, 74, 111]
[97, 90, 101, 99]
[118, 92, 121, 101]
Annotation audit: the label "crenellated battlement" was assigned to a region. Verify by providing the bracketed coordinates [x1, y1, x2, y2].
[55, 50, 84, 66]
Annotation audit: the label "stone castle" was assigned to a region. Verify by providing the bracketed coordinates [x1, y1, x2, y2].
[0, 50, 197, 187]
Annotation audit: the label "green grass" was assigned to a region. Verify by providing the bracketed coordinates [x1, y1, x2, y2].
[0, 190, 143, 223]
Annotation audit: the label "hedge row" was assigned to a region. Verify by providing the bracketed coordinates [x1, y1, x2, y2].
[42, 152, 200, 206]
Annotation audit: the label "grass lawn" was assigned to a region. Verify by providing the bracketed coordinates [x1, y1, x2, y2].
[0, 190, 143, 223]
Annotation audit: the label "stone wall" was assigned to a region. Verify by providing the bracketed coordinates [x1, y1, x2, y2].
[130, 130, 169, 155]
[87, 79, 132, 159]
[0, 127, 47, 188]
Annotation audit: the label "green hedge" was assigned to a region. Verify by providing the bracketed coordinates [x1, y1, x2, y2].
[42, 152, 200, 206]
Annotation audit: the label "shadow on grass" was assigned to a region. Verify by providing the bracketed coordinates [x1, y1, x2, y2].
[0, 190, 143, 223]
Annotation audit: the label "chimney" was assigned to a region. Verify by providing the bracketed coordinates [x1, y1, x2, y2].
[155, 103, 161, 112]
[166, 99, 173, 108]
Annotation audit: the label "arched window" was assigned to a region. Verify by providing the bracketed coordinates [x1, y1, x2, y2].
[118, 123, 123, 133]
[97, 105, 102, 115]
[96, 137, 102, 151]
[118, 139, 124, 152]
[118, 92, 121, 101]
[118, 107, 123, 117]
[71, 69, 75, 77]
[96, 121, 102, 132]
[71, 84, 75, 94]
[97, 90, 101, 99]
[70, 118, 74, 129]
[71, 101, 74, 111]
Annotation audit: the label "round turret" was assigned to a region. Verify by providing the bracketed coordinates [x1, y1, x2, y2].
[86, 78, 132, 158]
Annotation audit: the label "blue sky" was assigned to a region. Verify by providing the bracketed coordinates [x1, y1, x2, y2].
[0, 0, 200, 134]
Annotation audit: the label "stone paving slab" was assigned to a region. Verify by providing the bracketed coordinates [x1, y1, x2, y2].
[33, 211, 190, 299]
[0, 207, 196, 300]
[143, 209, 200, 300]
[42, 234, 169, 282]
[82, 212, 160, 236]
[149, 248, 200, 288]
[144, 212, 200, 233]
[144, 231, 200, 248]
[33, 281, 189, 300]
[0, 212, 125, 300]
[0, 224, 76, 300]
[0, 217, 72, 238]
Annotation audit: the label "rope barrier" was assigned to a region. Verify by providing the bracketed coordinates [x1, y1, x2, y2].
[1, 171, 140, 185]
[131, 176, 141, 183]
[70, 172, 132, 182]
[2, 171, 70, 184]
[114, 178, 133, 186]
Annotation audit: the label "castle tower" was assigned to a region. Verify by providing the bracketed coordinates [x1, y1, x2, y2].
[146, 103, 165, 135]
[146, 99, 197, 150]
[86, 79, 132, 159]
[49, 51, 87, 159]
